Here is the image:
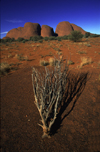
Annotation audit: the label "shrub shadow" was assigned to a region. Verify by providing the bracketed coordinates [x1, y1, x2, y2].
[50, 71, 89, 136]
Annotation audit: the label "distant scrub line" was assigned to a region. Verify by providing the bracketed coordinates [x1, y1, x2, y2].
[0, 31, 100, 43]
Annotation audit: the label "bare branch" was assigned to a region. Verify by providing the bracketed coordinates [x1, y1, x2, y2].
[32, 56, 68, 138]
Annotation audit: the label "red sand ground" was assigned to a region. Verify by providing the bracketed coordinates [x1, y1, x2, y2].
[0, 37, 100, 152]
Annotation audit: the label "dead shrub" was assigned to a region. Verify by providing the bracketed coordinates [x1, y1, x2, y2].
[32, 56, 68, 138]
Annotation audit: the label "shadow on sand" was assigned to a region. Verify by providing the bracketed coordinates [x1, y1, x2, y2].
[50, 71, 89, 136]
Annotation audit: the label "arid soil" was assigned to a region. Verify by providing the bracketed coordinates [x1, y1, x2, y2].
[0, 37, 100, 152]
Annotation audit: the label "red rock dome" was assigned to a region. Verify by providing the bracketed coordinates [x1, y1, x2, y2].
[6, 22, 41, 39]
[55, 21, 86, 36]
[41, 25, 54, 37]
[55, 21, 73, 36]
[4, 21, 87, 40]
[71, 23, 86, 35]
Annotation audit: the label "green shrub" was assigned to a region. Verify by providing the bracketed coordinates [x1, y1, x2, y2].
[57, 37, 62, 41]
[0, 39, 5, 43]
[44, 37, 49, 41]
[17, 37, 24, 42]
[48, 36, 57, 40]
[69, 31, 83, 42]
[3, 38, 12, 43]
[22, 39, 28, 43]
[90, 34, 100, 38]
[38, 39, 43, 43]
[4, 38, 10, 43]
[30, 36, 43, 41]
[61, 35, 69, 40]
[0, 37, 16, 43]
[9, 38, 15, 42]
[84, 32, 91, 38]
[56, 35, 69, 41]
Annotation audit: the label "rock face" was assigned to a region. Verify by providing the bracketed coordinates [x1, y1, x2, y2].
[3, 21, 87, 39]
[6, 22, 41, 39]
[55, 21, 73, 36]
[41, 25, 54, 37]
[55, 21, 86, 36]
[71, 24, 86, 35]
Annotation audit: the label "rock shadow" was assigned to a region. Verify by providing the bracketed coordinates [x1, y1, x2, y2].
[50, 71, 89, 136]
[54, 33, 58, 37]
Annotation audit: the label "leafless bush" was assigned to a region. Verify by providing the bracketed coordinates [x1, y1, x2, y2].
[32, 56, 68, 138]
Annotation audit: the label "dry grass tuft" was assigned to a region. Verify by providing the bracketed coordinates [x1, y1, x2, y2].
[49, 58, 58, 66]
[14, 54, 29, 61]
[80, 57, 93, 67]
[78, 51, 87, 54]
[98, 61, 100, 67]
[0, 62, 11, 76]
[56, 51, 62, 55]
[99, 74, 100, 81]
[8, 54, 13, 58]
[40, 56, 63, 66]
[49, 56, 63, 66]
[40, 60, 49, 66]
[67, 60, 74, 65]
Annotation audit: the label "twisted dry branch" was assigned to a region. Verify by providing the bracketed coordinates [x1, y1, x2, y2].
[32, 56, 68, 138]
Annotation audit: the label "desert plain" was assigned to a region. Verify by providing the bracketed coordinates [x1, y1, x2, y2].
[0, 37, 100, 152]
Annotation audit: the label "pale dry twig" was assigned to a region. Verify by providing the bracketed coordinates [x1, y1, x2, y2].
[32, 56, 68, 138]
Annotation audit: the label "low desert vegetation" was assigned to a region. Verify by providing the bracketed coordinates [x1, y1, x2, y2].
[40, 56, 63, 67]
[32, 56, 68, 138]
[98, 61, 100, 67]
[86, 44, 91, 47]
[44, 37, 49, 41]
[48, 36, 57, 41]
[84, 32, 91, 38]
[48, 57, 59, 66]
[8, 54, 13, 58]
[14, 54, 29, 61]
[53, 48, 61, 52]
[0, 62, 19, 76]
[0, 62, 11, 76]
[99, 74, 100, 81]
[22, 39, 29, 43]
[78, 51, 87, 54]
[0, 38, 15, 43]
[1, 32, 100, 45]
[17, 37, 25, 42]
[30, 36, 43, 42]
[38, 39, 43, 43]
[89, 34, 100, 38]
[40, 60, 49, 66]
[67, 60, 75, 65]
[69, 30, 83, 42]
[80, 57, 93, 67]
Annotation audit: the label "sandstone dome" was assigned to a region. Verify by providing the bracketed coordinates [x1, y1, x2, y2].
[55, 21, 86, 36]
[71, 23, 86, 35]
[55, 21, 73, 36]
[6, 22, 41, 40]
[41, 25, 54, 37]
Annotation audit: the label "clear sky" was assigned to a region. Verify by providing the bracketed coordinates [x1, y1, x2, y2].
[1, 0, 100, 38]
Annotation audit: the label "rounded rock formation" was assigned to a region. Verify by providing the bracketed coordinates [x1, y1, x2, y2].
[55, 21, 73, 36]
[41, 25, 54, 37]
[71, 24, 86, 35]
[6, 28, 21, 39]
[6, 22, 41, 40]
[23, 22, 41, 39]
[3, 21, 87, 40]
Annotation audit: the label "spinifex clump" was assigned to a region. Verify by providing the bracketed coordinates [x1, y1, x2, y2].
[32, 56, 68, 138]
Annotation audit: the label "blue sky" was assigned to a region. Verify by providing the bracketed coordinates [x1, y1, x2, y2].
[1, 0, 100, 38]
